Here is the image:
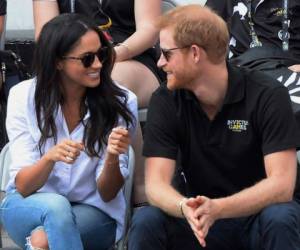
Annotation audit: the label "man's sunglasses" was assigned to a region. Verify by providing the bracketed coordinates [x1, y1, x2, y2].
[160, 45, 190, 62]
[62, 47, 109, 68]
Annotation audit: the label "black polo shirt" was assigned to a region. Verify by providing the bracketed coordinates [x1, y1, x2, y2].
[143, 64, 300, 198]
[206, 0, 300, 61]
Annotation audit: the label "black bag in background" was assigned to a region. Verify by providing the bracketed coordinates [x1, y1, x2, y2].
[0, 50, 32, 100]
[230, 46, 300, 126]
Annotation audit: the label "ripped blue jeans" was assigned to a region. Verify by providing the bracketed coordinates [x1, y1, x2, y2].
[0, 191, 116, 250]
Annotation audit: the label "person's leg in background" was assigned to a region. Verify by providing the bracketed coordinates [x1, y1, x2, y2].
[112, 60, 160, 109]
[245, 200, 300, 250]
[72, 203, 116, 250]
[0, 191, 83, 250]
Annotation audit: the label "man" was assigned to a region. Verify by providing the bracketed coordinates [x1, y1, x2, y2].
[205, 0, 300, 122]
[128, 5, 300, 250]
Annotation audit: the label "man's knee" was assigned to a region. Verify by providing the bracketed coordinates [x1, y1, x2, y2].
[129, 206, 169, 250]
[259, 201, 300, 232]
[130, 206, 167, 233]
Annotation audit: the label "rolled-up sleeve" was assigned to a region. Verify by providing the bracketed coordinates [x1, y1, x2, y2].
[6, 81, 40, 184]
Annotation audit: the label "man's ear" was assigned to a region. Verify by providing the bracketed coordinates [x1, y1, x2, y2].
[191, 45, 206, 63]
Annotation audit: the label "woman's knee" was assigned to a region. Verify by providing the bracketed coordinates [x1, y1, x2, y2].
[27, 227, 49, 250]
[35, 193, 75, 227]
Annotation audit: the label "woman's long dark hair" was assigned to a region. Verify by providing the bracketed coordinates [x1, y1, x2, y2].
[34, 13, 135, 157]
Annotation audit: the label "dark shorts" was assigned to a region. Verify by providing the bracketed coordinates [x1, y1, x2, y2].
[133, 47, 166, 84]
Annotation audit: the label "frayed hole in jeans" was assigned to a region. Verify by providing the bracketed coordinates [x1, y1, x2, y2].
[26, 226, 48, 250]
[25, 236, 47, 250]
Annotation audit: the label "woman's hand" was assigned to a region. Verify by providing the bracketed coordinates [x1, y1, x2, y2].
[45, 139, 84, 164]
[107, 127, 130, 155]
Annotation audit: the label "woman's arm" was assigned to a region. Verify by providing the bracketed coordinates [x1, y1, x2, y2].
[0, 15, 5, 36]
[97, 91, 138, 202]
[15, 139, 84, 197]
[97, 127, 130, 202]
[32, 0, 59, 40]
[114, 0, 161, 62]
[6, 80, 84, 197]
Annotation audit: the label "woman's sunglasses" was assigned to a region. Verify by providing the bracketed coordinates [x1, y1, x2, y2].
[62, 47, 109, 68]
[160, 46, 190, 62]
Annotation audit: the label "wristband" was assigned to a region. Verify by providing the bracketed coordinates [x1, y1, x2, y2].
[179, 198, 187, 217]
[133, 202, 149, 208]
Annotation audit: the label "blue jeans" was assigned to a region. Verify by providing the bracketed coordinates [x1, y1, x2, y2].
[0, 191, 116, 250]
[128, 201, 300, 250]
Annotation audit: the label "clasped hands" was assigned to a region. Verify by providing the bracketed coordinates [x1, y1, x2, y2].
[181, 196, 221, 248]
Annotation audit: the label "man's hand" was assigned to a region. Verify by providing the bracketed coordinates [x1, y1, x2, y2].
[181, 197, 206, 247]
[184, 196, 221, 248]
[288, 64, 300, 73]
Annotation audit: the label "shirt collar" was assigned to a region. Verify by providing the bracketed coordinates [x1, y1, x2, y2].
[223, 62, 246, 105]
[181, 63, 246, 105]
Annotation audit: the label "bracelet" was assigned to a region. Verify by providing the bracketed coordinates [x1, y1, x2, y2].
[106, 160, 119, 165]
[115, 43, 131, 55]
[179, 198, 187, 217]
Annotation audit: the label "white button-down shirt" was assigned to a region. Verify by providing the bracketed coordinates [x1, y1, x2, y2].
[5, 78, 138, 241]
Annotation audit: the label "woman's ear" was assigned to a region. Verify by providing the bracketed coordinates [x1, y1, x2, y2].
[57, 61, 63, 70]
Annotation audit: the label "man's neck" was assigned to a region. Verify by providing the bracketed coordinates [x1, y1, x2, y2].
[191, 62, 228, 120]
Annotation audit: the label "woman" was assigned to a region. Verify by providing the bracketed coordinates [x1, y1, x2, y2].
[33, 0, 163, 205]
[0, 13, 137, 250]
[32, 0, 163, 108]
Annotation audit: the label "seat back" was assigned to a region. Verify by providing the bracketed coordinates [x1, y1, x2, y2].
[123, 146, 135, 231]
[0, 143, 11, 192]
[116, 146, 135, 250]
[161, 0, 177, 13]
[0, 144, 22, 249]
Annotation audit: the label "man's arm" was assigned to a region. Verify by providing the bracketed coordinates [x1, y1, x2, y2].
[145, 157, 184, 217]
[186, 148, 297, 247]
[145, 156, 203, 240]
[215, 148, 297, 218]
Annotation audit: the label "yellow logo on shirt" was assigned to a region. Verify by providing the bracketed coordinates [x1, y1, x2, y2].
[227, 120, 249, 132]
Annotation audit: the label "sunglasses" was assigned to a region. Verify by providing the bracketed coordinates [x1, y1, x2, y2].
[160, 45, 190, 62]
[62, 47, 109, 68]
